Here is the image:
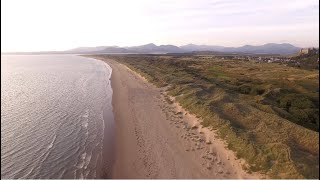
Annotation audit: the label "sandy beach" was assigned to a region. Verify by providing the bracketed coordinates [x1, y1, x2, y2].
[98, 57, 261, 178]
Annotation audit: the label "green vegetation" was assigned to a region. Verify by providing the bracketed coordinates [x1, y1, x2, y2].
[288, 53, 319, 70]
[90, 54, 319, 178]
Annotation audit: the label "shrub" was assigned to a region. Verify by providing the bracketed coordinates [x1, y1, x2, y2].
[278, 94, 314, 109]
[251, 86, 265, 95]
[239, 85, 251, 94]
[291, 96, 314, 109]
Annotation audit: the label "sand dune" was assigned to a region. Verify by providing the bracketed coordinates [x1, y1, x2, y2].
[99, 58, 261, 178]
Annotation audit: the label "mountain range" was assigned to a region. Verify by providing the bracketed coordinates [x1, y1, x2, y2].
[3, 43, 302, 55]
[67, 43, 301, 55]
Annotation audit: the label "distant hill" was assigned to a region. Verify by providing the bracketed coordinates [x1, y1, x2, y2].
[67, 46, 112, 53]
[2, 43, 301, 55]
[126, 43, 184, 53]
[93, 47, 132, 54]
[67, 46, 132, 54]
[180, 44, 226, 51]
[66, 43, 184, 54]
[90, 43, 300, 55]
[180, 43, 300, 55]
[231, 43, 300, 55]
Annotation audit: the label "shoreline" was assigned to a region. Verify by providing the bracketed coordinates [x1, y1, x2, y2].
[101, 62, 115, 178]
[96, 57, 261, 178]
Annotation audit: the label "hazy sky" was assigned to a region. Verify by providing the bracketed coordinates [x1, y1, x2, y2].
[1, 0, 319, 52]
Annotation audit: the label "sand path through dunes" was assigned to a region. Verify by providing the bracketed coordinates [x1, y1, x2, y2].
[98, 58, 260, 179]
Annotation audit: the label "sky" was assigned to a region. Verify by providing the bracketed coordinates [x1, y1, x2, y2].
[1, 0, 319, 52]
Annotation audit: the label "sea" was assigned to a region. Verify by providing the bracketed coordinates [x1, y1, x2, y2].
[1, 54, 114, 179]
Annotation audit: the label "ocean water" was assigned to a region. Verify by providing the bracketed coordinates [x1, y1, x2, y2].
[1, 55, 114, 179]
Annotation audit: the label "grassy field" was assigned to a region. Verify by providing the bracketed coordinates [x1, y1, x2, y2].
[89, 54, 319, 178]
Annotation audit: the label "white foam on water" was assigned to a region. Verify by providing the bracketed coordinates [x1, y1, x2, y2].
[79, 171, 84, 179]
[93, 170, 96, 178]
[82, 110, 89, 128]
[20, 166, 36, 179]
[46, 134, 57, 150]
[76, 152, 87, 169]
[73, 170, 77, 179]
[82, 109, 89, 118]
[84, 151, 92, 170]
[84, 169, 90, 178]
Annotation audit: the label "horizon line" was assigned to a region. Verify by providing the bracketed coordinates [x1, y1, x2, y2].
[3, 42, 320, 53]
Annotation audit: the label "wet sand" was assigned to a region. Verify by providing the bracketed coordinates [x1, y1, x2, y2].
[97, 57, 261, 178]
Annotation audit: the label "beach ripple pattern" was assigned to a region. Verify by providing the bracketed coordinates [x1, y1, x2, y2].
[1, 55, 113, 179]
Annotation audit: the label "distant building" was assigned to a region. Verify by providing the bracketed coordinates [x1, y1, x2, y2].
[299, 48, 318, 55]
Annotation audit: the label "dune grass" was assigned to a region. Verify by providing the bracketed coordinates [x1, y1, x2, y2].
[89, 54, 319, 178]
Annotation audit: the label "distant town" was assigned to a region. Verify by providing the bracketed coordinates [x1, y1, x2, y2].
[194, 47, 319, 70]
